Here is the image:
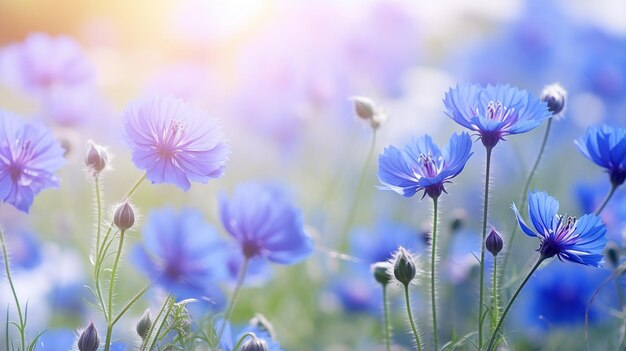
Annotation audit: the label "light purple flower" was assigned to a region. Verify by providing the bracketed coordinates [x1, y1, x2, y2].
[123, 95, 230, 191]
[0, 32, 93, 94]
[0, 110, 65, 212]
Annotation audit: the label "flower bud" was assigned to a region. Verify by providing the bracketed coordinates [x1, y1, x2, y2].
[240, 334, 269, 351]
[350, 96, 377, 120]
[85, 141, 108, 176]
[606, 241, 620, 269]
[371, 261, 392, 286]
[392, 247, 416, 285]
[249, 314, 276, 339]
[114, 202, 135, 231]
[486, 227, 504, 256]
[136, 309, 152, 339]
[450, 208, 467, 232]
[541, 83, 567, 118]
[77, 322, 100, 351]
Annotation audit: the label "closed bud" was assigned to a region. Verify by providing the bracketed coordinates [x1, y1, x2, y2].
[606, 241, 620, 269]
[350, 96, 377, 120]
[240, 334, 269, 351]
[77, 322, 100, 351]
[249, 314, 276, 339]
[392, 247, 416, 285]
[541, 83, 567, 118]
[371, 261, 392, 286]
[136, 309, 152, 339]
[114, 202, 135, 231]
[486, 227, 504, 256]
[85, 141, 108, 176]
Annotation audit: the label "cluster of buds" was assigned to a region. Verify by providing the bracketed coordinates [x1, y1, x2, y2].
[350, 96, 387, 130]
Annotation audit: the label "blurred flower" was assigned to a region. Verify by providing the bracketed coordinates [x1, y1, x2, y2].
[576, 125, 626, 187]
[349, 96, 386, 129]
[0, 32, 93, 94]
[541, 83, 567, 118]
[133, 207, 227, 300]
[444, 84, 551, 149]
[218, 320, 282, 351]
[378, 132, 473, 199]
[225, 250, 273, 287]
[37, 328, 75, 350]
[0, 230, 42, 271]
[122, 95, 230, 191]
[219, 183, 312, 264]
[513, 191, 607, 267]
[0, 110, 65, 212]
[574, 181, 626, 243]
[40, 85, 107, 127]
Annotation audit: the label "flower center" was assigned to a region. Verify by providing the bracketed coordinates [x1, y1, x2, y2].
[485, 101, 514, 121]
[418, 153, 439, 178]
[8, 140, 34, 182]
[158, 120, 187, 158]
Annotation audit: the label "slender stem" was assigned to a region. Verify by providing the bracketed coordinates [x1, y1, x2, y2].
[0, 229, 25, 351]
[214, 258, 249, 349]
[431, 197, 439, 351]
[112, 285, 149, 325]
[232, 332, 257, 351]
[147, 298, 174, 351]
[340, 130, 377, 250]
[502, 118, 553, 275]
[95, 176, 102, 255]
[403, 284, 423, 351]
[104, 229, 126, 351]
[595, 184, 617, 216]
[382, 285, 391, 351]
[478, 146, 493, 350]
[141, 295, 172, 351]
[491, 256, 499, 332]
[487, 256, 544, 351]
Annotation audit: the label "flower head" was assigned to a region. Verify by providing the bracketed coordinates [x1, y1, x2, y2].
[575, 125, 626, 187]
[0, 111, 65, 212]
[123, 95, 230, 191]
[218, 320, 283, 351]
[132, 207, 227, 300]
[219, 183, 312, 264]
[512, 191, 607, 267]
[443, 84, 551, 149]
[378, 132, 473, 199]
[541, 83, 567, 118]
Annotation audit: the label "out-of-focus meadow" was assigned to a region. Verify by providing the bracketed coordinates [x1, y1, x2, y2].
[0, 0, 625, 350]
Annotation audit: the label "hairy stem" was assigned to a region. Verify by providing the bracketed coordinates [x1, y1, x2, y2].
[478, 146, 493, 350]
[403, 284, 423, 351]
[382, 285, 391, 351]
[487, 256, 544, 351]
[0, 228, 25, 351]
[103, 229, 126, 351]
[491, 256, 499, 332]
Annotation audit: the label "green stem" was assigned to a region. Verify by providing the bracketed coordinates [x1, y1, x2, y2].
[478, 146, 493, 350]
[214, 258, 249, 349]
[141, 295, 172, 351]
[112, 285, 149, 325]
[340, 130, 377, 251]
[382, 285, 391, 351]
[147, 298, 174, 351]
[595, 184, 617, 216]
[103, 229, 126, 351]
[431, 197, 439, 351]
[491, 256, 499, 332]
[95, 176, 102, 256]
[487, 256, 544, 351]
[0, 228, 25, 351]
[403, 284, 423, 351]
[502, 118, 552, 275]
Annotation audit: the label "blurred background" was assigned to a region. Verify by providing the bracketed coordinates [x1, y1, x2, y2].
[0, 0, 625, 349]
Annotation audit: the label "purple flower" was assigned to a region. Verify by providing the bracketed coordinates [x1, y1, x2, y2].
[0, 111, 65, 212]
[443, 84, 551, 149]
[123, 95, 230, 191]
[133, 207, 227, 300]
[576, 125, 626, 187]
[378, 132, 473, 199]
[219, 183, 313, 264]
[513, 191, 607, 267]
[0, 32, 93, 94]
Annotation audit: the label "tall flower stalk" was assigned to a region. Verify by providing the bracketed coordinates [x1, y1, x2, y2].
[214, 258, 249, 349]
[430, 197, 440, 350]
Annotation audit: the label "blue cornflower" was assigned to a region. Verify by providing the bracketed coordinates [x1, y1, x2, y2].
[219, 182, 313, 264]
[132, 207, 227, 300]
[512, 191, 607, 267]
[123, 95, 230, 191]
[576, 125, 626, 187]
[218, 320, 282, 351]
[377, 132, 473, 199]
[0, 110, 65, 212]
[443, 84, 552, 149]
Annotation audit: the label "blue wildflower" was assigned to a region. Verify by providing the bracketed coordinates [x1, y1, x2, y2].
[37, 329, 75, 350]
[443, 84, 551, 149]
[512, 191, 608, 267]
[576, 125, 626, 187]
[378, 132, 473, 199]
[132, 207, 227, 300]
[219, 183, 313, 264]
[123, 95, 230, 191]
[0, 110, 65, 212]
